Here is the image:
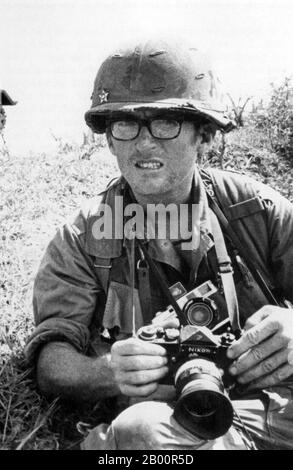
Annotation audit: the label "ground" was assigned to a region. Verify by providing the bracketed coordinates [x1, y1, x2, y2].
[0, 126, 292, 449]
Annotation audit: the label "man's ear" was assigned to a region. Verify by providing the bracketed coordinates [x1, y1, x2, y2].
[194, 123, 217, 164]
[199, 123, 217, 144]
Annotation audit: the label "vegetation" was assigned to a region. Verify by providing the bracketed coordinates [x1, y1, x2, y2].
[0, 139, 120, 449]
[250, 78, 293, 160]
[1, 80, 293, 449]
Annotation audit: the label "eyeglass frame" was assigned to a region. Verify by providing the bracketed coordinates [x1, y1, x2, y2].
[106, 114, 197, 141]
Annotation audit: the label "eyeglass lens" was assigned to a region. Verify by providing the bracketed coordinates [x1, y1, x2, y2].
[110, 118, 182, 140]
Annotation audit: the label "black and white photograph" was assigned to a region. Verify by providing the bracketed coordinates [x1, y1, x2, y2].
[1, 0, 293, 453]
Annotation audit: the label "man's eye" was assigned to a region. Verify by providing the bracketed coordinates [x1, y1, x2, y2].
[116, 121, 134, 125]
[154, 119, 179, 127]
[114, 121, 137, 128]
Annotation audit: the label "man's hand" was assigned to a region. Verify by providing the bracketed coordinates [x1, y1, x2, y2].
[110, 337, 169, 397]
[227, 306, 293, 390]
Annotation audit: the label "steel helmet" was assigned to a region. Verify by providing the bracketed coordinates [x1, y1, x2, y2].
[85, 39, 235, 133]
[0, 90, 17, 106]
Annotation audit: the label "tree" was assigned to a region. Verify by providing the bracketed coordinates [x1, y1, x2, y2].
[227, 94, 252, 127]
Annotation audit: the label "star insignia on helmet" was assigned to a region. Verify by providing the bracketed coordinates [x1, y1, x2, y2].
[98, 90, 109, 104]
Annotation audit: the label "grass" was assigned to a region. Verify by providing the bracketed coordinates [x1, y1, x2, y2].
[0, 125, 293, 449]
[0, 136, 120, 449]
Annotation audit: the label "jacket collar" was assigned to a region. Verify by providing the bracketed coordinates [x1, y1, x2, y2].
[84, 170, 213, 264]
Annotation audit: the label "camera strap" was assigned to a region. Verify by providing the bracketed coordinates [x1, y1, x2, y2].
[203, 179, 279, 306]
[209, 210, 241, 335]
[136, 239, 188, 325]
[137, 244, 153, 325]
[130, 237, 137, 337]
[232, 407, 258, 450]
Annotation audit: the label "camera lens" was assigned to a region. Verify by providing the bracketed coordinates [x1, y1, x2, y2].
[173, 359, 234, 439]
[182, 393, 217, 418]
[183, 298, 216, 327]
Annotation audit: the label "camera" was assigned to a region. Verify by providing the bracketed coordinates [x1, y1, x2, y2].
[137, 280, 239, 440]
[151, 279, 229, 329]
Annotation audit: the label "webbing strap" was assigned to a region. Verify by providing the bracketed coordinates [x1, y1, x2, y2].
[209, 196, 279, 306]
[93, 257, 112, 292]
[202, 177, 279, 307]
[209, 210, 241, 335]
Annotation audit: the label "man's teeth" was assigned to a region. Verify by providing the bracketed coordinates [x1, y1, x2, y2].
[136, 162, 162, 169]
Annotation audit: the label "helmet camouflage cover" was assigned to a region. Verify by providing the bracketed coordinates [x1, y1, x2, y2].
[85, 39, 235, 133]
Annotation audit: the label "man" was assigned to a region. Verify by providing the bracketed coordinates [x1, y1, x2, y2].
[26, 38, 293, 450]
[0, 89, 16, 132]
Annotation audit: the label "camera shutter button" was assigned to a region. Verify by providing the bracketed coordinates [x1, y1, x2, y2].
[137, 325, 158, 340]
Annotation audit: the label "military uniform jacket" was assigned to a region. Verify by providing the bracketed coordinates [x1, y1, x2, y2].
[25, 168, 293, 363]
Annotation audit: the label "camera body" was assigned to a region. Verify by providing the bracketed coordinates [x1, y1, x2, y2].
[137, 280, 239, 439]
[137, 322, 235, 387]
[151, 279, 228, 330]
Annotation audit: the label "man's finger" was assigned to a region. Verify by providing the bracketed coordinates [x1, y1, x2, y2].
[117, 354, 169, 371]
[227, 315, 281, 359]
[122, 366, 169, 386]
[111, 337, 167, 357]
[229, 334, 285, 375]
[244, 306, 271, 330]
[119, 382, 159, 397]
[236, 348, 288, 384]
[152, 318, 180, 329]
[244, 363, 293, 391]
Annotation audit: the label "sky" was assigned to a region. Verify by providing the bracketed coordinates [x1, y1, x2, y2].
[1, 0, 293, 155]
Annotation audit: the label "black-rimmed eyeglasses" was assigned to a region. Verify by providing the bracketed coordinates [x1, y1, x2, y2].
[108, 116, 187, 141]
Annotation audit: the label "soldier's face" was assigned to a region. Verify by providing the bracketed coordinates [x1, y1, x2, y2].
[107, 110, 204, 203]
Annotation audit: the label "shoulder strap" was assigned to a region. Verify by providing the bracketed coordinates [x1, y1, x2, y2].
[93, 256, 112, 293]
[209, 209, 241, 334]
[200, 168, 265, 218]
[91, 176, 125, 293]
[200, 169, 279, 306]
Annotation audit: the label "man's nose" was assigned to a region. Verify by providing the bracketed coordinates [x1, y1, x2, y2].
[135, 125, 156, 151]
